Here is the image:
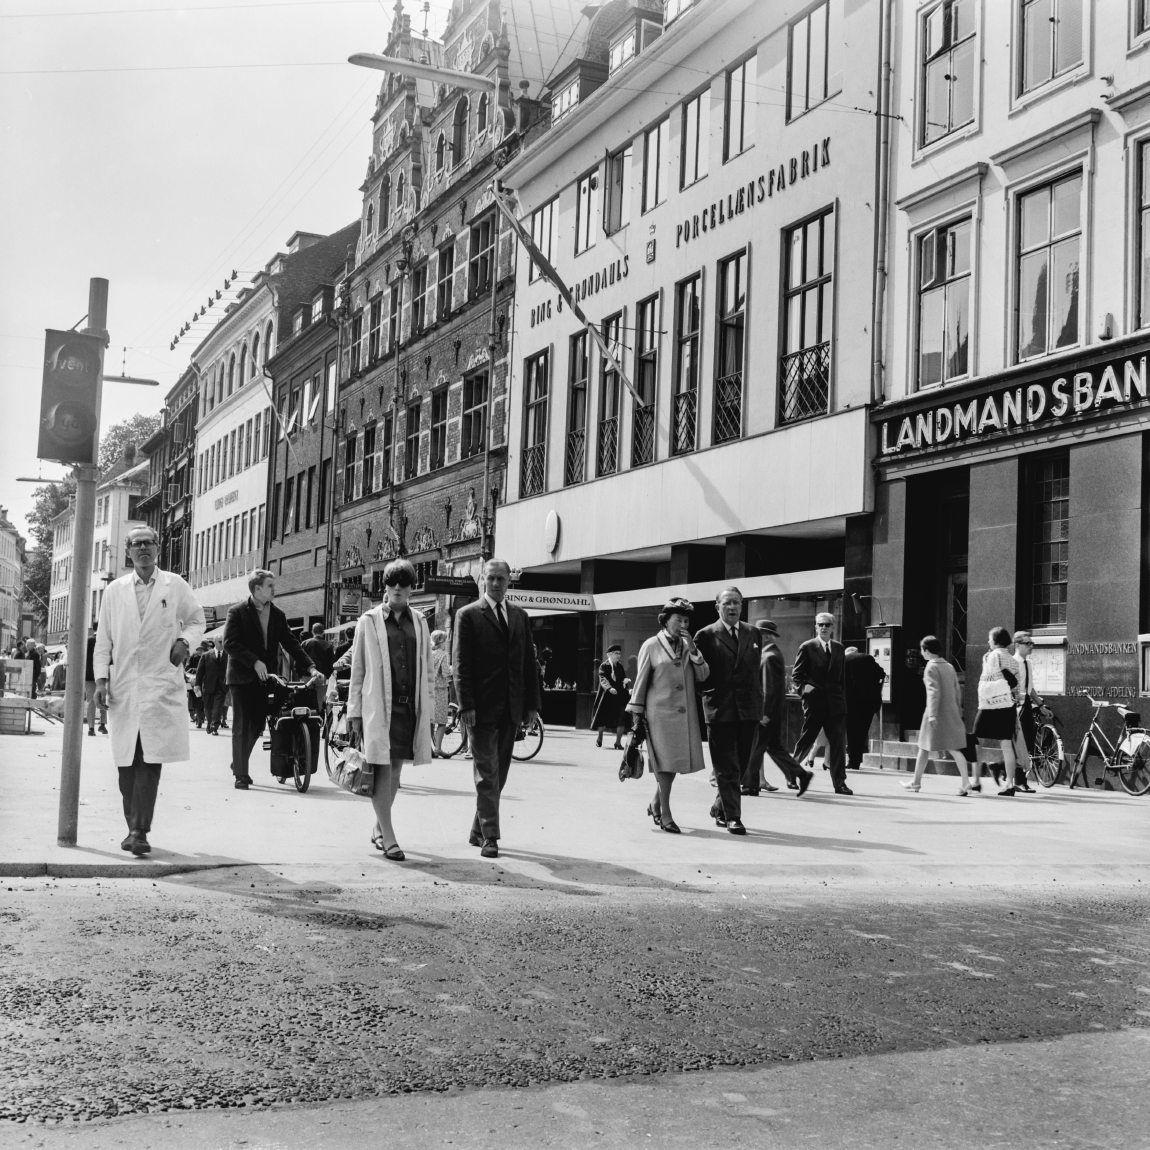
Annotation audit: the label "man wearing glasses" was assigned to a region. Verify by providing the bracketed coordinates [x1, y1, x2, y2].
[1012, 631, 1039, 793]
[791, 612, 852, 796]
[93, 526, 205, 856]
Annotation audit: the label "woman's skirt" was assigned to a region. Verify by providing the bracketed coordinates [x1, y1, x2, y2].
[973, 706, 1016, 740]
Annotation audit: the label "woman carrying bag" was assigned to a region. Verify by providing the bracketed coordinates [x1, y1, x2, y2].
[346, 559, 435, 860]
[591, 644, 630, 749]
[972, 626, 1021, 797]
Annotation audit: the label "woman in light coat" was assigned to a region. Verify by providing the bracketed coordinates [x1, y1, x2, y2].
[901, 635, 971, 795]
[429, 629, 452, 757]
[347, 559, 434, 861]
[627, 598, 709, 834]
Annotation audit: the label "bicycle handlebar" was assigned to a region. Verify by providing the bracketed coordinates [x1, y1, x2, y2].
[1084, 695, 1136, 713]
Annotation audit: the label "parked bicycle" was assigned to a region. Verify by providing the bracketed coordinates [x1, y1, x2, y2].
[1026, 703, 1066, 788]
[266, 676, 322, 793]
[437, 702, 545, 761]
[1067, 696, 1150, 795]
[322, 675, 351, 773]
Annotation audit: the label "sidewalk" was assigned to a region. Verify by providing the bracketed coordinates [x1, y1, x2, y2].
[2, 713, 1147, 887]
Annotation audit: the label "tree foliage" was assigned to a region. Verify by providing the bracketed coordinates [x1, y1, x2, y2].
[98, 412, 161, 474]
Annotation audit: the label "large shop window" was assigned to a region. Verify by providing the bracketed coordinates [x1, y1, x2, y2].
[779, 206, 835, 424]
[672, 274, 702, 455]
[724, 57, 753, 162]
[575, 170, 598, 256]
[404, 402, 421, 480]
[565, 332, 589, 486]
[521, 350, 549, 497]
[1023, 453, 1069, 628]
[680, 89, 709, 190]
[920, 0, 976, 147]
[632, 295, 659, 467]
[529, 198, 556, 282]
[642, 118, 670, 213]
[787, 0, 843, 121]
[597, 314, 623, 477]
[1016, 172, 1081, 362]
[714, 249, 747, 445]
[1138, 141, 1150, 330]
[1018, 0, 1083, 96]
[917, 218, 971, 388]
[461, 371, 488, 460]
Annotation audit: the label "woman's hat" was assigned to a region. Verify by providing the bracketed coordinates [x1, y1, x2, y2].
[606, 643, 622, 653]
[754, 618, 780, 636]
[660, 597, 694, 616]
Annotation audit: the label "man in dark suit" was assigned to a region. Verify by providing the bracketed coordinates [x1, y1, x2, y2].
[693, 586, 760, 834]
[224, 569, 323, 790]
[453, 558, 541, 859]
[749, 619, 813, 795]
[792, 612, 851, 795]
[195, 638, 229, 734]
[844, 645, 886, 771]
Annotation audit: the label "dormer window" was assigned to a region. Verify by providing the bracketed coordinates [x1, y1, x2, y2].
[664, 0, 696, 25]
[311, 294, 325, 322]
[609, 29, 637, 73]
[552, 79, 579, 121]
[292, 308, 307, 335]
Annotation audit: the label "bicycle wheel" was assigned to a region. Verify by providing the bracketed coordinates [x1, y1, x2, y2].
[440, 706, 466, 758]
[291, 723, 312, 793]
[1115, 732, 1150, 796]
[1030, 723, 1064, 788]
[511, 717, 545, 762]
[323, 706, 346, 771]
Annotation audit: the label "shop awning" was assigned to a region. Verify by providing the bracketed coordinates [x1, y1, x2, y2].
[592, 568, 844, 613]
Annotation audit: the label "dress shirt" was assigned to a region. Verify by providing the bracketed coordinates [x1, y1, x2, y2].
[132, 570, 156, 619]
[483, 593, 508, 630]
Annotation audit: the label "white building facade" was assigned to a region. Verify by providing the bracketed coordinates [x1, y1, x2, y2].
[47, 507, 74, 644]
[496, 0, 885, 716]
[0, 508, 24, 651]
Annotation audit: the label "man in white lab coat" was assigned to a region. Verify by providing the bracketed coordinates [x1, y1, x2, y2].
[93, 525, 205, 856]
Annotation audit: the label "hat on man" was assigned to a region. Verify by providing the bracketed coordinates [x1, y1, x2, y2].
[754, 618, 780, 636]
[606, 643, 622, 653]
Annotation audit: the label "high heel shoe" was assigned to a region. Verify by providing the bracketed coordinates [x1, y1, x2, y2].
[969, 782, 982, 792]
[595, 732, 603, 748]
[646, 802, 662, 828]
[997, 786, 1016, 797]
[660, 819, 681, 834]
[900, 781, 921, 792]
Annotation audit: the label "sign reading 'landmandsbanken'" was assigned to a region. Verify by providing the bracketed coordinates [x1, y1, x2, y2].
[879, 353, 1150, 457]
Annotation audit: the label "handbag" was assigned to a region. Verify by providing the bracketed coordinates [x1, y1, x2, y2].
[977, 655, 1015, 710]
[618, 714, 647, 781]
[325, 739, 375, 796]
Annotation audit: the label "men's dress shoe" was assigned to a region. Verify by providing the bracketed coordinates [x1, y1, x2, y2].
[834, 785, 854, 796]
[128, 833, 151, 856]
[741, 786, 760, 796]
[481, 839, 499, 858]
[234, 778, 250, 790]
[727, 819, 747, 836]
[219, 721, 229, 729]
[468, 830, 482, 847]
[1016, 782, 1035, 793]
[714, 816, 728, 828]
[88, 728, 96, 737]
[98, 724, 107, 734]
[997, 786, 1016, 797]
[786, 780, 799, 790]
[120, 834, 135, 853]
[763, 782, 779, 793]
[797, 770, 814, 797]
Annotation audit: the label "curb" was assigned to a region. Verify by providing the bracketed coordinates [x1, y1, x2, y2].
[0, 861, 243, 879]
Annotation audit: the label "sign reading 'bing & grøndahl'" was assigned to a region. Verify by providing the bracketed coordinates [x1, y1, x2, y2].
[879, 351, 1150, 458]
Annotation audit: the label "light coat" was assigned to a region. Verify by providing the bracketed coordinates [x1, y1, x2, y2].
[346, 603, 434, 767]
[917, 657, 967, 751]
[627, 633, 710, 774]
[93, 569, 205, 766]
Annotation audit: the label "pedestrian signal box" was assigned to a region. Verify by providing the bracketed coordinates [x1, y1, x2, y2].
[37, 329, 105, 464]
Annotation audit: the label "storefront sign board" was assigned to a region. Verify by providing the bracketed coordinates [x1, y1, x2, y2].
[1065, 640, 1139, 699]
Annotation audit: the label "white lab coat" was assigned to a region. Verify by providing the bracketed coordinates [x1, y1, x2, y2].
[93, 568, 205, 766]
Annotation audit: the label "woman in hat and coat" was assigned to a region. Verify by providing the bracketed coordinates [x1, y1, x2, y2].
[901, 635, 971, 795]
[591, 644, 630, 749]
[627, 598, 709, 833]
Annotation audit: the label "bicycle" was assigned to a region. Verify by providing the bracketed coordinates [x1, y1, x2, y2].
[1026, 703, 1066, 788]
[322, 675, 351, 773]
[437, 702, 545, 761]
[266, 676, 322, 793]
[1067, 696, 1150, 796]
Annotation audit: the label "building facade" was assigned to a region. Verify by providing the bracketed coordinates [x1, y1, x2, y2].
[0, 507, 25, 652]
[496, 0, 885, 721]
[46, 507, 73, 644]
[330, 0, 583, 629]
[870, 0, 1150, 771]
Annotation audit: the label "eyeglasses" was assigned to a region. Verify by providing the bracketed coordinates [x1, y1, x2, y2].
[128, 541, 158, 549]
[816, 622, 833, 628]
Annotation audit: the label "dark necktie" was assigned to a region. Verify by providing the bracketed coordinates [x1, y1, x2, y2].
[729, 626, 738, 644]
[496, 602, 509, 636]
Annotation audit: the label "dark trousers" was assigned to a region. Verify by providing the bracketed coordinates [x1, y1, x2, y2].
[707, 720, 756, 821]
[187, 689, 204, 725]
[750, 720, 809, 786]
[118, 736, 162, 834]
[470, 720, 516, 841]
[794, 702, 847, 790]
[230, 683, 269, 780]
[846, 705, 878, 768]
[1016, 701, 1037, 784]
[203, 687, 226, 732]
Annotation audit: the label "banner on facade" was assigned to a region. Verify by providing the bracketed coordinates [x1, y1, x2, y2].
[505, 590, 594, 612]
[339, 588, 363, 617]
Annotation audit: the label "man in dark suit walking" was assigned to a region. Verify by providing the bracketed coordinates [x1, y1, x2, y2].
[694, 586, 760, 834]
[453, 558, 541, 859]
[223, 569, 323, 789]
[749, 619, 813, 795]
[792, 612, 852, 795]
[844, 645, 886, 771]
[195, 638, 228, 734]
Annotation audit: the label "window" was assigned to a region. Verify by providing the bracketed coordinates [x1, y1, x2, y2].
[681, 90, 710, 188]
[714, 250, 747, 444]
[521, 350, 549, 497]
[437, 243, 455, 319]
[787, 0, 842, 120]
[436, 133, 446, 173]
[227, 353, 236, 396]
[304, 467, 314, 530]
[1138, 142, 1150, 329]
[238, 345, 247, 388]
[920, 0, 976, 146]
[343, 433, 358, 503]
[362, 422, 377, 495]
[780, 207, 835, 423]
[724, 57, 753, 161]
[292, 472, 303, 534]
[412, 260, 428, 333]
[633, 296, 658, 467]
[1140, 0, 1150, 36]
[380, 413, 393, 488]
[664, 0, 697, 23]
[251, 332, 260, 377]
[283, 476, 295, 536]
[1024, 453, 1069, 627]
[318, 458, 331, 525]
[257, 504, 265, 550]
[396, 172, 405, 212]
[244, 419, 252, 469]
[604, 146, 632, 236]
[565, 332, 589, 486]
[228, 430, 236, 478]
[609, 28, 637, 73]
[575, 170, 598, 255]
[642, 118, 670, 212]
[430, 388, 447, 470]
[917, 218, 972, 388]
[367, 203, 375, 237]
[1016, 172, 1081, 361]
[469, 213, 496, 298]
[597, 314, 623, 476]
[404, 401, 421, 479]
[452, 98, 469, 167]
[477, 92, 489, 134]
[241, 510, 250, 555]
[552, 79, 578, 122]
[368, 295, 382, 362]
[1019, 0, 1083, 95]
[388, 282, 402, 352]
[350, 310, 363, 374]
[530, 198, 556, 281]
[461, 372, 488, 459]
[263, 406, 272, 457]
[311, 294, 325, 323]
[672, 276, 701, 455]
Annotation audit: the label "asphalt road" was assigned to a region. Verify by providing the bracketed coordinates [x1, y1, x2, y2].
[1, 724, 1148, 1147]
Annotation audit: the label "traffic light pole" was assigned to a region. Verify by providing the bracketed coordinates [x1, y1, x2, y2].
[57, 278, 108, 846]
